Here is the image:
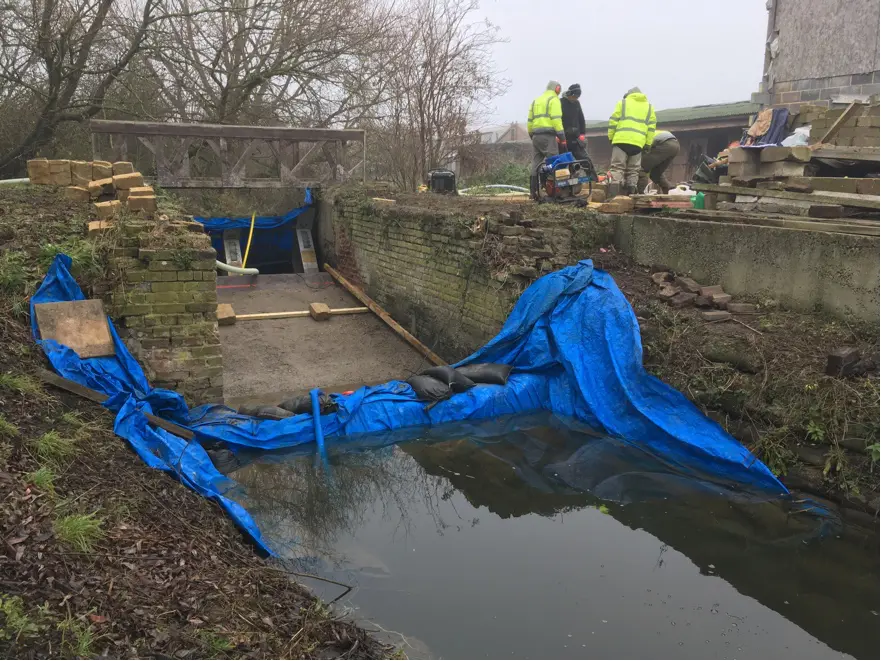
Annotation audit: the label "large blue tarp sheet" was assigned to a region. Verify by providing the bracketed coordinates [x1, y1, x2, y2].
[32, 256, 787, 554]
[192, 189, 313, 231]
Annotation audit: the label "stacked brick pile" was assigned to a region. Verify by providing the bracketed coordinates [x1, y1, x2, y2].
[26, 158, 158, 217]
[653, 271, 756, 321]
[794, 104, 881, 147]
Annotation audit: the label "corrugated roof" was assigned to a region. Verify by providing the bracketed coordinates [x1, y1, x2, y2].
[585, 100, 760, 130]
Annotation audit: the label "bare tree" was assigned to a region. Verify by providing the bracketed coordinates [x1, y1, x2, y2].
[0, 0, 170, 176]
[368, 0, 504, 190]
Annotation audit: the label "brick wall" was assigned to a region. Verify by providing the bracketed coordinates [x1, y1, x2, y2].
[793, 103, 881, 147]
[106, 221, 223, 405]
[323, 189, 614, 361]
[771, 72, 880, 112]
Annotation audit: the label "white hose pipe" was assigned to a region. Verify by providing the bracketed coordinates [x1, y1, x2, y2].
[0, 178, 29, 185]
[458, 184, 530, 194]
[215, 260, 259, 275]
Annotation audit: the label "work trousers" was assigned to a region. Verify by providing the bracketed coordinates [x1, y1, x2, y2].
[638, 138, 680, 193]
[530, 133, 559, 174]
[609, 144, 642, 190]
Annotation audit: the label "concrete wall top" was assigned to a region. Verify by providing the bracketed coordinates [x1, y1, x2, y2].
[615, 213, 880, 326]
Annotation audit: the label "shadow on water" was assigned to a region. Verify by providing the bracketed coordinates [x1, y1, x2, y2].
[226, 413, 879, 660]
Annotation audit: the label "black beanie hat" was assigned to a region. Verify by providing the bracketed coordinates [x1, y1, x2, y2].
[566, 83, 582, 98]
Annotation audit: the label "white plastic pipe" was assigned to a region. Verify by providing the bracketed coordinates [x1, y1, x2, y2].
[458, 184, 530, 194]
[0, 178, 29, 185]
[215, 260, 259, 275]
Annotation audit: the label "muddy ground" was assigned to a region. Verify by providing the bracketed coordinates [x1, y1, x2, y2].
[0, 186, 392, 659]
[589, 248, 879, 522]
[217, 273, 425, 404]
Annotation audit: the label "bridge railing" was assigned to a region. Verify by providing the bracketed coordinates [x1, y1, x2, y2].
[89, 120, 366, 189]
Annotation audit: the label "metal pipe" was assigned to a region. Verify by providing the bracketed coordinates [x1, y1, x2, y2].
[458, 184, 530, 194]
[0, 178, 29, 185]
[310, 388, 329, 468]
[215, 260, 259, 275]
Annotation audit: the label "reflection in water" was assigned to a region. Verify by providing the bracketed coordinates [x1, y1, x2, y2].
[229, 414, 879, 660]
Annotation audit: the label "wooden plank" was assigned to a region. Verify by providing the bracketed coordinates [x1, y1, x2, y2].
[36, 369, 195, 440]
[673, 209, 879, 236]
[235, 306, 369, 322]
[811, 147, 880, 162]
[33, 300, 115, 358]
[690, 183, 880, 209]
[324, 265, 446, 367]
[90, 119, 363, 143]
[818, 102, 860, 144]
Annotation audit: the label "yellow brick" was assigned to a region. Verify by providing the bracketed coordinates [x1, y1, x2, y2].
[48, 160, 71, 185]
[112, 171, 144, 189]
[27, 159, 50, 185]
[92, 200, 121, 220]
[87, 220, 115, 235]
[87, 177, 115, 199]
[127, 186, 155, 197]
[112, 161, 134, 176]
[92, 160, 113, 179]
[70, 160, 91, 186]
[65, 186, 90, 202]
[127, 195, 157, 212]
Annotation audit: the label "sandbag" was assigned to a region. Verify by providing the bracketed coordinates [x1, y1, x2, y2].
[420, 365, 475, 393]
[237, 403, 295, 420]
[278, 393, 337, 415]
[406, 374, 452, 402]
[454, 363, 513, 385]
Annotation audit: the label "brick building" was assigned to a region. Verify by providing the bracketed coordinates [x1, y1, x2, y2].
[756, 0, 880, 110]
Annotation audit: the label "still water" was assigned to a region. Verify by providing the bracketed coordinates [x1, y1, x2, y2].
[227, 414, 879, 659]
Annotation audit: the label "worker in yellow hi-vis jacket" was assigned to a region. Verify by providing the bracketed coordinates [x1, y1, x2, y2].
[527, 80, 565, 196]
[607, 87, 656, 195]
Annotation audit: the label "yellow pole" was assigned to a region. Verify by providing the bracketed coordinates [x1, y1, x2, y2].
[241, 211, 256, 269]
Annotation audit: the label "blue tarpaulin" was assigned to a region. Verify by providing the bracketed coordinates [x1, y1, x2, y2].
[32, 256, 787, 554]
[193, 189, 313, 232]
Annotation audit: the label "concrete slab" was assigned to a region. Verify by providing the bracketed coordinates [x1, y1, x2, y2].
[217, 273, 427, 402]
[33, 300, 114, 358]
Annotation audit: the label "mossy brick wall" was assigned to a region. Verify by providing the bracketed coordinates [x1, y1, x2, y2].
[323, 189, 614, 361]
[105, 223, 223, 405]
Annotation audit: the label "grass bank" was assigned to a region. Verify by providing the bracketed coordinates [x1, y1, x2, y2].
[0, 185, 392, 658]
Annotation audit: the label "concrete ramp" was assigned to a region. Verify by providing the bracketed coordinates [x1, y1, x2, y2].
[217, 273, 426, 405]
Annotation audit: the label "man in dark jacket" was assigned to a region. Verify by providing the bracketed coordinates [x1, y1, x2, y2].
[560, 84, 589, 161]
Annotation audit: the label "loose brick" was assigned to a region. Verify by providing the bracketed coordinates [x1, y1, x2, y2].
[701, 310, 731, 322]
[698, 284, 724, 297]
[87, 220, 114, 236]
[658, 285, 680, 300]
[669, 292, 697, 308]
[48, 160, 71, 185]
[27, 159, 51, 184]
[128, 195, 157, 212]
[92, 200, 121, 220]
[825, 347, 861, 377]
[694, 295, 713, 308]
[92, 160, 113, 179]
[309, 302, 332, 321]
[65, 186, 90, 202]
[651, 272, 672, 285]
[674, 276, 701, 293]
[87, 177, 115, 199]
[112, 171, 145, 189]
[712, 293, 732, 308]
[128, 186, 155, 197]
[113, 161, 135, 175]
[70, 160, 92, 186]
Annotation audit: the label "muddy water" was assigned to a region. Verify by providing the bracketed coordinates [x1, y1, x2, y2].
[229, 415, 879, 659]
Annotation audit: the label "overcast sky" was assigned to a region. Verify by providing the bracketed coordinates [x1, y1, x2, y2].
[476, 0, 768, 126]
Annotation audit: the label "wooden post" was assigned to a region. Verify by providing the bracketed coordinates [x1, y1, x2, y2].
[324, 264, 446, 366]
